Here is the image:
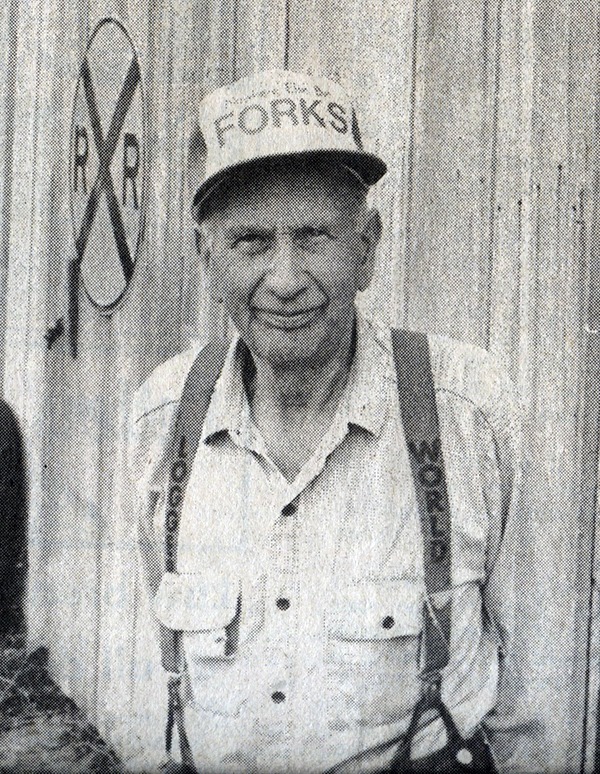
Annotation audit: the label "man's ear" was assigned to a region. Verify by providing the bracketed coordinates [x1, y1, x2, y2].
[357, 208, 382, 292]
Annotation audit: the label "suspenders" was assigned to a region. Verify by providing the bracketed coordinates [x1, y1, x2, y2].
[391, 331, 495, 772]
[156, 329, 481, 771]
[159, 339, 228, 771]
[391, 329, 452, 683]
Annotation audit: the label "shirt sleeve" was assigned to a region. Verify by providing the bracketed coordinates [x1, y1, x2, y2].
[128, 347, 202, 597]
[479, 370, 549, 773]
[128, 390, 179, 599]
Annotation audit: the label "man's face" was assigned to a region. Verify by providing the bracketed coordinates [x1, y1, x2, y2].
[200, 163, 381, 369]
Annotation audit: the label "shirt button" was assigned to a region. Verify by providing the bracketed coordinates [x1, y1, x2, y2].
[281, 502, 297, 517]
[382, 616, 395, 629]
[271, 691, 286, 703]
[456, 748, 473, 766]
[276, 598, 290, 610]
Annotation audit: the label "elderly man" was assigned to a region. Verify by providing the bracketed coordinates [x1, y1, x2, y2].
[131, 70, 541, 773]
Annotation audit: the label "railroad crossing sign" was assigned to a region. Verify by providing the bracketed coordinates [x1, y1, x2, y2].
[70, 18, 145, 310]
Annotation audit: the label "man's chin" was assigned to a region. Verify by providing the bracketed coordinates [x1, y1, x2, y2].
[254, 347, 322, 370]
[248, 331, 327, 369]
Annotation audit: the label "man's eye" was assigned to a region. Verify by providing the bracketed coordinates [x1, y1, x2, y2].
[232, 233, 268, 251]
[298, 228, 332, 247]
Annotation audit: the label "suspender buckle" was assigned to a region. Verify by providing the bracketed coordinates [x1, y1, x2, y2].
[419, 669, 441, 687]
[418, 669, 443, 706]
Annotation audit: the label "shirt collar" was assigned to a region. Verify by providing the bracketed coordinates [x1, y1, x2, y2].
[201, 335, 250, 443]
[201, 313, 392, 444]
[341, 314, 392, 436]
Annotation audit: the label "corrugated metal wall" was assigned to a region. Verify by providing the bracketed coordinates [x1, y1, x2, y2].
[1, 1, 599, 771]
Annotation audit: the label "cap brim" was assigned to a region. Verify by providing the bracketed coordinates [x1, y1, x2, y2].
[192, 149, 387, 216]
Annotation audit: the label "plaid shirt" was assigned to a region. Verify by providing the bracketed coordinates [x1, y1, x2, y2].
[130, 315, 544, 773]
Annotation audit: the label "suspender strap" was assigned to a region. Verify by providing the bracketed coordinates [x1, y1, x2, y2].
[160, 339, 229, 670]
[391, 329, 452, 678]
[163, 340, 229, 575]
[160, 339, 228, 767]
[166, 675, 196, 772]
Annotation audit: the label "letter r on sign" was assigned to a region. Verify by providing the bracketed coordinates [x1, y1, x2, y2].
[74, 126, 89, 193]
[122, 133, 140, 209]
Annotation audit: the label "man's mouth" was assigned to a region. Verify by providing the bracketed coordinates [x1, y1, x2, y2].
[253, 306, 324, 330]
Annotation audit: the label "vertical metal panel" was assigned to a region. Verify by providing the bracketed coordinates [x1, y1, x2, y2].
[4, 0, 72, 683]
[1, 0, 600, 770]
[488, 0, 528, 376]
[572, 1, 600, 766]
[0, 1, 19, 392]
[34, 0, 110, 722]
[406, 0, 501, 345]
[235, 0, 287, 76]
[505, 4, 599, 771]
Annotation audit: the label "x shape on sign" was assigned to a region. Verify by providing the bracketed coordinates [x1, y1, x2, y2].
[75, 55, 140, 280]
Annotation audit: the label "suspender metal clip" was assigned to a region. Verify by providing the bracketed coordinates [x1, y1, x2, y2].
[418, 669, 443, 706]
[420, 670, 441, 687]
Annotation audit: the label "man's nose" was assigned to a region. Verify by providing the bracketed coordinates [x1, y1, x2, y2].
[263, 238, 307, 298]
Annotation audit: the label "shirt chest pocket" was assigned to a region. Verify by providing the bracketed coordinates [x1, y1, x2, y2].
[153, 572, 263, 717]
[324, 578, 424, 727]
[153, 572, 242, 658]
[327, 578, 423, 640]
[153, 571, 266, 658]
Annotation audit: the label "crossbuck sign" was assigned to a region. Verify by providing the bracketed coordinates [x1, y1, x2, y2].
[70, 18, 145, 309]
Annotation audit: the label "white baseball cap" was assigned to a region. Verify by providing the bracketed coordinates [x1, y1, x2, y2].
[189, 69, 387, 214]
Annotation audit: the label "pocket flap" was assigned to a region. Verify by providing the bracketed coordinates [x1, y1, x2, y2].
[153, 572, 240, 631]
[327, 579, 423, 640]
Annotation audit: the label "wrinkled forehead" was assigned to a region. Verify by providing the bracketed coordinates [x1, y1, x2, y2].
[197, 157, 366, 225]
